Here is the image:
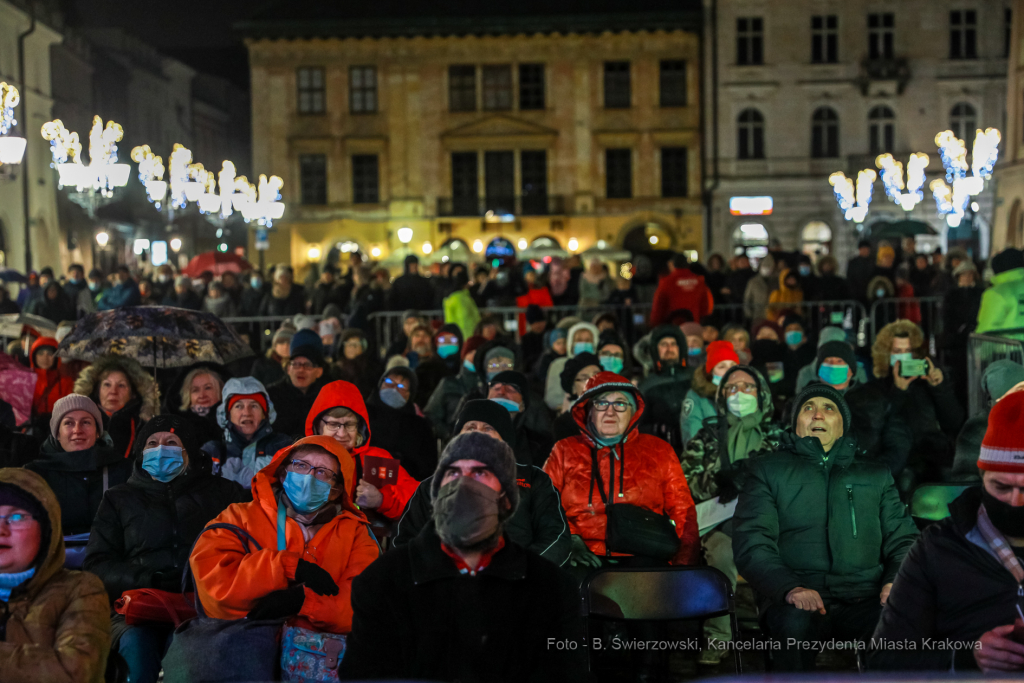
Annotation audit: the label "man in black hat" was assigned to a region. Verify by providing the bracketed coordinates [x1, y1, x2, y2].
[393, 399, 570, 567]
[733, 384, 918, 671]
[388, 253, 434, 312]
[343, 430, 583, 682]
[267, 329, 329, 438]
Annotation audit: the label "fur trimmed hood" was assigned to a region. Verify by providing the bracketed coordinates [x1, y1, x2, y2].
[73, 354, 160, 421]
[870, 319, 924, 379]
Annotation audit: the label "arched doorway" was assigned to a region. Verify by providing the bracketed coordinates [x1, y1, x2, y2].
[801, 221, 833, 260]
[622, 221, 674, 253]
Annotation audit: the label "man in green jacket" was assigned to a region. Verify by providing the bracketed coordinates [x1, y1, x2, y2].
[443, 269, 481, 339]
[733, 384, 918, 671]
[976, 248, 1024, 339]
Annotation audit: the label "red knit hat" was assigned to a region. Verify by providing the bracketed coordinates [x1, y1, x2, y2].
[705, 340, 740, 375]
[227, 392, 268, 415]
[979, 392, 1024, 473]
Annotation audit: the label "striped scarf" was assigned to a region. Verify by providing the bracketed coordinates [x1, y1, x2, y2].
[976, 503, 1024, 584]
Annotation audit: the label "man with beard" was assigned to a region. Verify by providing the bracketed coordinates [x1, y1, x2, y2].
[341, 431, 585, 682]
[869, 392, 1024, 672]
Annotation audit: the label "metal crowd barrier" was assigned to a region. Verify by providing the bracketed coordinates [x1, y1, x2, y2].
[966, 331, 1024, 418]
[869, 297, 945, 360]
[710, 300, 870, 347]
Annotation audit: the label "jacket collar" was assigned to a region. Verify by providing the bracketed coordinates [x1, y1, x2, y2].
[408, 523, 526, 585]
[781, 430, 856, 467]
[991, 268, 1024, 285]
[37, 436, 121, 471]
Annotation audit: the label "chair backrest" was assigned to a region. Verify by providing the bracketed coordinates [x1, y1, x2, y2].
[582, 566, 732, 621]
[910, 484, 971, 522]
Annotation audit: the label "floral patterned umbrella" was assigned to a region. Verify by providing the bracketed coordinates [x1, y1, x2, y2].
[57, 306, 254, 368]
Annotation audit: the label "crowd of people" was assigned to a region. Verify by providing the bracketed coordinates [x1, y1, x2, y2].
[3, 236, 1024, 683]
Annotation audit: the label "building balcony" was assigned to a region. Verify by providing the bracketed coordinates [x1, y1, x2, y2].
[858, 57, 910, 96]
[437, 194, 566, 217]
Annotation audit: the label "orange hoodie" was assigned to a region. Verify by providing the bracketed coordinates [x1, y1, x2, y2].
[189, 435, 380, 632]
[303, 380, 418, 520]
[30, 336, 75, 416]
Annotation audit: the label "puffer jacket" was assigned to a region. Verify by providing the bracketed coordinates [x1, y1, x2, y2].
[200, 376, 293, 489]
[83, 452, 247, 602]
[0, 468, 110, 683]
[976, 266, 1024, 338]
[25, 435, 132, 536]
[544, 322, 600, 410]
[766, 269, 803, 322]
[733, 431, 918, 606]
[74, 354, 160, 460]
[543, 372, 700, 564]
[304, 380, 418, 520]
[29, 337, 75, 418]
[189, 436, 380, 632]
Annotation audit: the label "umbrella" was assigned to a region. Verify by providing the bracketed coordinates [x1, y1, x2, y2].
[181, 251, 254, 277]
[0, 354, 35, 425]
[869, 219, 937, 239]
[0, 268, 27, 284]
[0, 313, 58, 338]
[57, 306, 255, 368]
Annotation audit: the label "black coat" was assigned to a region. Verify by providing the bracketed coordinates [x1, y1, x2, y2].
[346, 285, 384, 334]
[25, 437, 133, 535]
[83, 455, 247, 601]
[388, 273, 435, 312]
[102, 396, 147, 460]
[339, 528, 586, 682]
[366, 381, 438, 482]
[258, 284, 306, 317]
[266, 375, 329, 439]
[814, 273, 849, 302]
[846, 255, 874, 303]
[868, 487, 1021, 670]
[842, 380, 913, 476]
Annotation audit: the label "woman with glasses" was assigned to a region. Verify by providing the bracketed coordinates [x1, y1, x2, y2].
[187, 435, 379, 638]
[680, 364, 783, 664]
[544, 371, 699, 579]
[200, 377, 293, 489]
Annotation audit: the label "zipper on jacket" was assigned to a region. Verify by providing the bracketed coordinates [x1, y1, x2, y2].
[846, 485, 858, 539]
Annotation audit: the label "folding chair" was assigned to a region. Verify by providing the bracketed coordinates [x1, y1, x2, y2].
[580, 565, 741, 674]
[909, 484, 970, 528]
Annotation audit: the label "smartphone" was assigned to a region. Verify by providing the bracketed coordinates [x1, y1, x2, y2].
[900, 358, 928, 377]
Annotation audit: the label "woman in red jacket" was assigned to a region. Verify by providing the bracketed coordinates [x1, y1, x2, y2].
[30, 336, 75, 419]
[544, 371, 700, 576]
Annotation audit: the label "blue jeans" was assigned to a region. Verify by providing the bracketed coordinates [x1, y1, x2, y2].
[118, 624, 174, 683]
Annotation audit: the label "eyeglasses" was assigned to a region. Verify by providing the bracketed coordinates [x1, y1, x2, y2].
[486, 360, 514, 372]
[287, 459, 338, 484]
[723, 382, 758, 396]
[289, 360, 316, 371]
[592, 399, 631, 413]
[599, 352, 624, 360]
[383, 378, 408, 390]
[0, 512, 36, 529]
[320, 419, 359, 435]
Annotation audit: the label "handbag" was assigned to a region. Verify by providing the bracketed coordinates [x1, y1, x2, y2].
[591, 443, 681, 562]
[161, 523, 284, 683]
[114, 589, 197, 627]
[281, 624, 346, 682]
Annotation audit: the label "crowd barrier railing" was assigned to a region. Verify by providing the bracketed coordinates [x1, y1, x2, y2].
[869, 297, 946, 361]
[966, 331, 1024, 418]
[222, 315, 322, 354]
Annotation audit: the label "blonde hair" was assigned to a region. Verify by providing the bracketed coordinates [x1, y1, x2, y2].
[179, 368, 224, 412]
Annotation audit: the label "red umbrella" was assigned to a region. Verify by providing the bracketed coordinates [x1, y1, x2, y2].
[181, 251, 254, 277]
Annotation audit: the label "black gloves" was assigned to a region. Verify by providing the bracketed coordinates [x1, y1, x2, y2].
[295, 559, 339, 596]
[714, 471, 740, 505]
[150, 569, 183, 593]
[247, 586, 305, 620]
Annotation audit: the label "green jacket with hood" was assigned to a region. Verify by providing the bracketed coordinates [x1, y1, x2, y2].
[976, 267, 1024, 338]
[733, 431, 918, 605]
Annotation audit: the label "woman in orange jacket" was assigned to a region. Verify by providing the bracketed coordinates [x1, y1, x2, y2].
[766, 268, 804, 323]
[189, 435, 380, 632]
[30, 336, 75, 418]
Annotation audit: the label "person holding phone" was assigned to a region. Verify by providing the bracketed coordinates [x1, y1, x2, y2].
[871, 320, 964, 493]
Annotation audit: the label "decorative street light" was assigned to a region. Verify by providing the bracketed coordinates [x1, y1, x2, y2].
[875, 153, 929, 212]
[41, 116, 130, 216]
[131, 145, 167, 207]
[829, 169, 876, 223]
[931, 128, 1001, 227]
[0, 82, 26, 165]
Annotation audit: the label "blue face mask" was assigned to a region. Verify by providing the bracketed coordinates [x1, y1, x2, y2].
[890, 352, 912, 367]
[712, 373, 723, 386]
[600, 356, 624, 374]
[573, 342, 594, 356]
[785, 331, 803, 346]
[379, 387, 407, 409]
[282, 471, 332, 514]
[251, 277, 263, 289]
[141, 445, 186, 483]
[818, 362, 850, 387]
[88, 282, 101, 292]
[437, 344, 460, 359]
[687, 346, 702, 357]
[463, 359, 476, 372]
[798, 265, 811, 277]
[491, 397, 521, 413]
[69, 277, 82, 285]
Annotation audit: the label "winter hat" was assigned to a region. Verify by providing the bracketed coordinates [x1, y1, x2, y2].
[560, 352, 601, 395]
[227, 392, 269, 415]
[991, 248, 1024, 275]
[817, 326, 847, 347]
[484, 346, 515, 366]
[548, 328, 568, 345]
[953, 260, 978, 277]
[132, 414, 202, 464]
[791, 383, 852, 433]
[290, 329, 325, 367]
[404, 254, 419, 267]
[434, 323, 464, 349]
[322, 303, 344, 321]
[816, 341, 857, 374]
[705, 340, 739, 374]
[525, 304, 545, 324]
[0, 483, 47, 524]
[779, 313, 804, 331]
[461, 335, 487, 360]
[981, 360, 1024, 404]
[488, 370, 528, 400]
[680, 322, 703, 339]
[453, 399, 515, 445]
[50, 394, 105, 440]
[752, 320, 782, 341]
[401, 309, 422, 324]
[293, 314, 317, 332]
[272, 328, 294, 347]
[218, 377, 277, 428]
[430, 431, 520, 514]
[979, 392, 1024, 473]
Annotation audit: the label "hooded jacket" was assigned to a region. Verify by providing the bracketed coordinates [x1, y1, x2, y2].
[74, 354, 160, 460]
[976, 266, 1024, 338]
[29, 337, 75, 418]
[304, 381, 419, 520]
[189, 436, 380, 632]
[544, 322, 600, 410]
[650, 265, 712, 327]
[733, 431, 918, 606]
[0, 468, 111, 683]
[637, 325, 693, 450]
[200, 376, 292, 489]
[680, 366, 718, 447]
[443, 288, 481, 340]
[543, 372, 700, 564]
[366, 367, 437, 482]
[766, 269, 803, 322]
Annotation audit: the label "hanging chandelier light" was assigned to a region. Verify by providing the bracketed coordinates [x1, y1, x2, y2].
[131, 145, 167, 207]
[42, 116, 130, 197]
[830, 169, 876, 223]
[931, 128, 1001, 227]
[875, 153, 929, 212]
[0, 82, 26, 165]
